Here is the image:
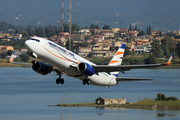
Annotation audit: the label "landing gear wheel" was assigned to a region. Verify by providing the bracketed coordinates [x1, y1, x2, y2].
[56, 78, 64, 85]
[82, 79, 91, 85]
[83, 79, 87, 85]
[55, 70, 65, 85]
[56, 78, 60, 84]
[60, 78, 64, 84]
[87, 79, 90, 85]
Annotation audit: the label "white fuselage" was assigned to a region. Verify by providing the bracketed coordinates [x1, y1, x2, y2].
[25, 37, 117, 87]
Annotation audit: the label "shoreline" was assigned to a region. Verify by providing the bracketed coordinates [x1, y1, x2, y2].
[48, 102, 180, 110]
[0, 58, 180, 68]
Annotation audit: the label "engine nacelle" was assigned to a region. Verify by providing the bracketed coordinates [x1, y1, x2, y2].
[78, 62, 95, 76]
[32, 61, 51, 75]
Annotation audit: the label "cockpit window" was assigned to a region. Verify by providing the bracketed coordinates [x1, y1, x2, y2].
[31, 38, 40, 42]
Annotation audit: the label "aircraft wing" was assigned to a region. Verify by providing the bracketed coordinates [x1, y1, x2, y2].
[116, 77, 153, 82]
[93, 53, 174, 74]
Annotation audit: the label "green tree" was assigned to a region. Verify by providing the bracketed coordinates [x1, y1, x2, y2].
[146, 26, 149, 34]
[135, 25, 137, 31]
[151, 40, 164, 58]
[7, 50, 13, 56]
[157, 93, 162, 100]
[149, 25, 151, 35]
[72, 23, 80, 33]
[161, 94, 166, 101]
[175, 42, 180, 58]
[21, 52, 29, 62]
[129, 24, 132, 30]
[84, 36, 91, 41]
[21, 53, 29, 62]
[145, 54, 156, 64]
[94, 25, 99, 29]
[161, 36, 175, 57]
[124, 46, 131, 56]
[138, 30, 145, 36]
[65, 39, 73, 50]
[35, 26, 43, 37]
[21, 30, 28, 37]
[90, 24, 95, 29]
[15, 30, 19, 34]
[27, 25, 35, 36]
[102, 24, 110, 29]
[63, 23, 69, 32]
[0, 52, 7, 59]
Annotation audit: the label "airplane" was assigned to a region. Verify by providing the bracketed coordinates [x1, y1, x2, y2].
[9, 37, 174, 88]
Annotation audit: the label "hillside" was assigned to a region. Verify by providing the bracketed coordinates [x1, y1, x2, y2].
[0, 0, 180, 32]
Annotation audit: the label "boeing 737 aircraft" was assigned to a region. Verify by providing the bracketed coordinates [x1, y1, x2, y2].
[9, 37, 174, 87]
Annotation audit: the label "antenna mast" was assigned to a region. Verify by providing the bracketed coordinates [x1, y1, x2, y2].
[69, 0, 71, 50]
[62, 0, 64, 32]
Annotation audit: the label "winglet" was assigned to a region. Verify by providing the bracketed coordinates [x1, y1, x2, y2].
[9, 51, 15, 63]
[162, 53, 174, 66]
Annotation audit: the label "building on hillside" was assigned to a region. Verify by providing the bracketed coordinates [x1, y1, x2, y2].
[155, 36, 165, 41]
[96, 97, 126, 105]
[78, 47, 92, 57]
[112, 28, 120, 33]
[78, 29, 91, 36]
[134, 45, 152, 54]
[173, 30, 180, 35]
[1, 38, 11, 42]
[21, 48, 28, 52]
[92, 50, 114, 57]
[0, 46, 14, 53]
[0, 33, 10, 38]
[151, 31, 163, 36]
[119, 28, 128, 35]
[90, 28, 101, 35]
[101, 30, 114, 38]
[93, 35, 103, 41]
[126, 30, 138, 37]
[58, 32, 84, 45]
[91, 40, 114, 57]
[87, 38, 94, 43]
[12, 34, 22, 40]
[92, 41, 110, 51]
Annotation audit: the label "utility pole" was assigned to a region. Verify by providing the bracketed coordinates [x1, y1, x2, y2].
[62, 0, 64, 32]
[69, 0, 71, 51]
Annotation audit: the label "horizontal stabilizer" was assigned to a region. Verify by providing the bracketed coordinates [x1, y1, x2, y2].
[116, 77, 153, 82]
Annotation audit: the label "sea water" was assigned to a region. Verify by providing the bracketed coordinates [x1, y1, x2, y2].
[0, 67, 180, 120]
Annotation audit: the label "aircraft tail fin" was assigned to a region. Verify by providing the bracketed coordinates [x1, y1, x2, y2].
[9, 51, 32, 65]
[108, 43, 126, 76]
[9, 51, 15, 63]
[161, 53, 174, 66]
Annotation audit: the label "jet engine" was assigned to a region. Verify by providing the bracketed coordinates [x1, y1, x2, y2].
[32, 61, 52, 75]
[78, 62, 95, 76]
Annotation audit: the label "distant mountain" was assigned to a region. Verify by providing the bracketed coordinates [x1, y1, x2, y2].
[0, 0, 180, 32]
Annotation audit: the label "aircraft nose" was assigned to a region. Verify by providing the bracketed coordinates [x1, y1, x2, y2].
[24, 40, 33, 52]
[24, 40, 29, 48]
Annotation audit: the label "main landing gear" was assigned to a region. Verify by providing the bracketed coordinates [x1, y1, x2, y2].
[82, 76, 90, 85]
[55, 70, 64, 85]
[56, 78, 64, 84]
